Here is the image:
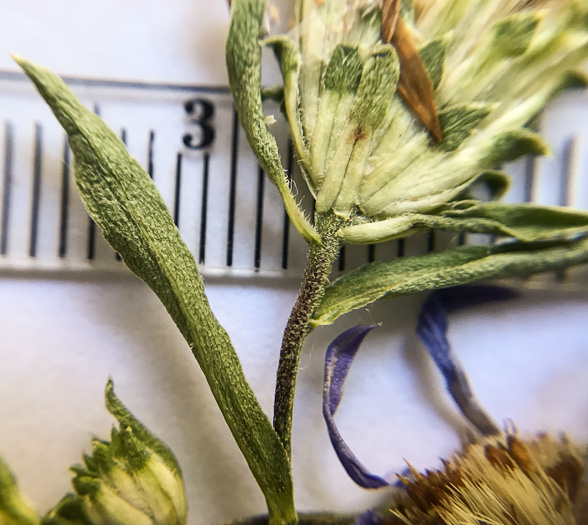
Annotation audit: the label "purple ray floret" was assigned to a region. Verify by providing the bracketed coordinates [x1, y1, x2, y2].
[416, 285, 518, 435]
[323, 325, 391, 489]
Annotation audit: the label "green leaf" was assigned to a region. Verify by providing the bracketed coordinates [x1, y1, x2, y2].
[226, 1, 319, 244]
[15, 56, 295, 525]
[312, 237, 588, 326]
[444, 201, 588, 241]
[0, 456, 40, 525]
[264, 35, 310, 177]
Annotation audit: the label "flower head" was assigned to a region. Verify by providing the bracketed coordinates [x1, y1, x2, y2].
[43, 381, 187, 525]
[388, 432, 587, 524]
[252, 0, 588, 243]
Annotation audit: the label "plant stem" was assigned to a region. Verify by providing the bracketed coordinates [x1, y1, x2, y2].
[227, 511, 359, 525]
[273, 213, 342, 457]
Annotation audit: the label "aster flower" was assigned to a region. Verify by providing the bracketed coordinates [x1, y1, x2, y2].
[323, 286, 588, 524]
[228, 0, 588, 244]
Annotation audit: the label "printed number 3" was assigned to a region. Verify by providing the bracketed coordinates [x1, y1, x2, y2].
[183, 98, 215, 149]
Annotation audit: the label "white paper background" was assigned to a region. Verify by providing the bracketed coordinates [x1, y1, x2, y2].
[0, 2, 587, 524]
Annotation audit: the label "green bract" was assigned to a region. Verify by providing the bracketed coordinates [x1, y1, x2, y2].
[0, 457, 39, 525]
[43, 381, 187, 525]
[229, 0, 588, 244]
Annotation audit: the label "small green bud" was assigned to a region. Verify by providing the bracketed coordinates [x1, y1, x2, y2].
[44, 381, 187, 525]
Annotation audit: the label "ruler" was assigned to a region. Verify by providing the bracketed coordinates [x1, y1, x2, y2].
[0, 70, 587, 279]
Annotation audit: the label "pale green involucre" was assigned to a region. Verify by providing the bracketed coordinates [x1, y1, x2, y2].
[267, 0, 588, 243]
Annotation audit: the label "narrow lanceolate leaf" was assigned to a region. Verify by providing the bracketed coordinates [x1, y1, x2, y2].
[323, 326, 390, 489]
[312, 237, 588, 326]
[0, 456, 40, 525]
[417, 286, 519, 436]
[442, 201, 588, 241]
[388, 17, 442, 142]
[340, 201, 588, 244]
[226, 0, 319, 244]
[15, 57, 295, 525]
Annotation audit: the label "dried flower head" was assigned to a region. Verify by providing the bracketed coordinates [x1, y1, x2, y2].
[264, 0, 588, 243]
[323, 287, 588, 524]
[387, 432, 587, 524]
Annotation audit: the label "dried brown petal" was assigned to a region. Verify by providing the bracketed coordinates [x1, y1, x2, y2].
[386, 17, 442, 142]
[381, 0, 401, 43]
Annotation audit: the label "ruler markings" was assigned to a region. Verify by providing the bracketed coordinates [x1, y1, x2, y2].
[87, 219, 96, 260]
[523, 155, 537, 203]
[367, 244, 375, 264]
[199, 152, 210, 265]
[0, 75, 583, 278]
[29, 122, 43, 258]
[1, 121, 13, 256]
[337, 246, 345, 272]
[0, 70, 231, 95]
[254, 165, 265, 270]
[281, 141, 294, 270]
[113, 128, 129, 262]
[148, 130, 155, 180]
[58, 138, 70, 258]
[86, 103, 103, 261]
[561, 136, 579, 207]
[174, 152, 182, 227]
[226, 109, 239, 268]
[556, 137, 580, 283]
[426, 230, 435, 253]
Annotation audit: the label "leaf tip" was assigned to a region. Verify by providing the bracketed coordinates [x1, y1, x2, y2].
[10, 52, 25, 65]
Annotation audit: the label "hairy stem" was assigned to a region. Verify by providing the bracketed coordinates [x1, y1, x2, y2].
[273, 213, 343, 457]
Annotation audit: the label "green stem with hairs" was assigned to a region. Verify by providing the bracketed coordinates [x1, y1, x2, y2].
[273, 213, 343, 457]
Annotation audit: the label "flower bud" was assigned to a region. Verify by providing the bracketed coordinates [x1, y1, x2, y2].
[43, 381, 187, 525]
